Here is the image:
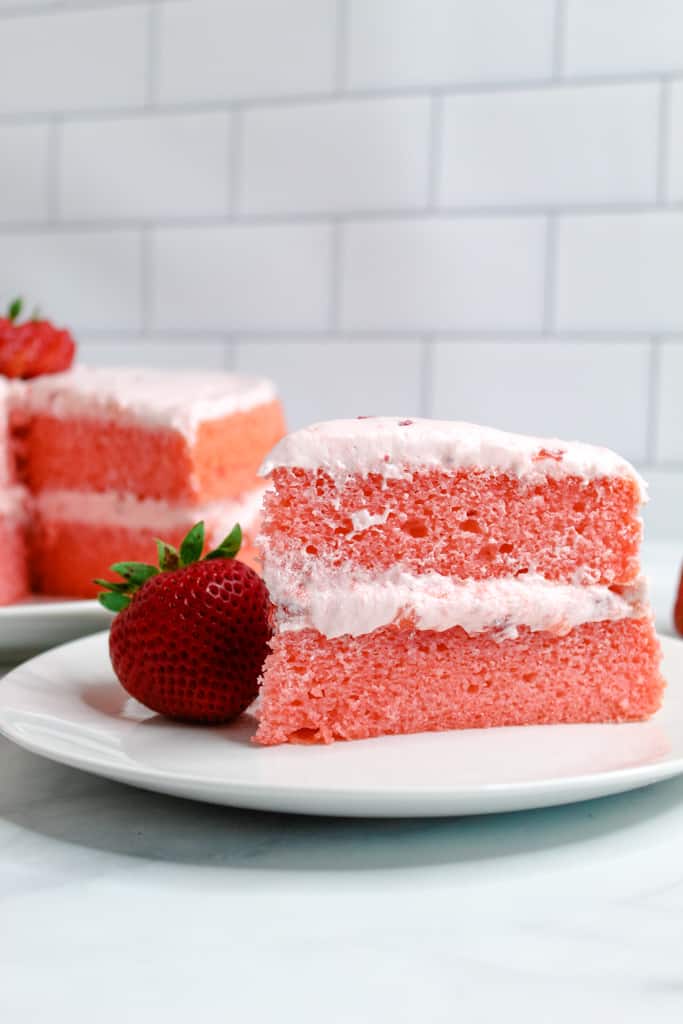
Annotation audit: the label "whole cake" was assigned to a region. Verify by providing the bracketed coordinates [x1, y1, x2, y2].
[0, 367, 285, 601]
[255, 417, 664, 745]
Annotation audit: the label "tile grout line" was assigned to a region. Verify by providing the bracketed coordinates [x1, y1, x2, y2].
[68, 327, 683, 342]
[427, 94, 443, 209]
[0, 0, 181, 17]
[542, 216, 557, 335]
[646, 337, 662, 464]
[6, 201, 683, 237]
[2, 71, 683, 126]
[656, 80, 672, 203]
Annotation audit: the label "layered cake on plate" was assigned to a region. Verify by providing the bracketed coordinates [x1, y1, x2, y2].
[0, 367, 285, 602]
[256, 417, 664, 745]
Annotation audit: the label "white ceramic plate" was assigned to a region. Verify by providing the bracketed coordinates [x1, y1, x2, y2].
[0, 598, 111, 663]
[1, 631, 682, 818]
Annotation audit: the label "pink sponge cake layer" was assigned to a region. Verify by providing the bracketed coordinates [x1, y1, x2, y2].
[31, 488, 265, 598]
[24, 368, 285, 503]
[263, 468, 641, 587]
[256, 618, 663, 745]
[0, 488, 29, 606]
[256, 417, 662, 745]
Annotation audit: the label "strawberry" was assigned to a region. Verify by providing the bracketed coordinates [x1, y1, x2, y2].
[0, 297, 76, 379]
[96, 522, 271, 724]
[675, 565, 683, 637]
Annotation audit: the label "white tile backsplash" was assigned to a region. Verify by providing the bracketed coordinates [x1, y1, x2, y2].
[0, 7, 147, 114]
[151, 224, 332, 331]
[0, 230, 142, 330]
[340, 218, 545, 331]
[433, 341, 651, 463]
[235, 339, 423, 429]
[78, 336, 228, 371]
[0, 123, 49, 223]
[564, 0, 683, 76]
[556, 213, 683, 331]
[641, 469, 683, 538]
[438, 84, 659, 207]
[240, 96, 430, 215]
[655, 342, 683, 462]
[158, 0, 336, 103]
[666, 81, 683, 203]
[0, 0, 681, 535]
[347, 0, 554, 89]
[59, 112, 231, 221]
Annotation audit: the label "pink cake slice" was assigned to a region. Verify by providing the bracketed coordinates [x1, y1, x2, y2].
[255, 417, 664, 745]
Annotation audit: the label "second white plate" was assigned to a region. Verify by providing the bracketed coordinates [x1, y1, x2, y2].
[1, 631, 682, 817]
[0, 598, 111, 663]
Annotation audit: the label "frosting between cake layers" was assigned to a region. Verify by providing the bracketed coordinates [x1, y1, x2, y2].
[0, 485, 28, 519]
[260, 417, 646, 498]
[23, 367, 277, 440]
[35, 485, 266, 541]
[264, 564, 648, 640]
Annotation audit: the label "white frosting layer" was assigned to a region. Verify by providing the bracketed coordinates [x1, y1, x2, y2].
[265, 564, 648, 640]
[0, 485, 28, 519]
[24, 367, 277, 440]
[35, 486, 265, 543]
[261, 417, 646, 498]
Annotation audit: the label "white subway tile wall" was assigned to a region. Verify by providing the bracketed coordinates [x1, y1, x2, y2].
[234, 339, 423, 428]
[0, 0, 681, 535]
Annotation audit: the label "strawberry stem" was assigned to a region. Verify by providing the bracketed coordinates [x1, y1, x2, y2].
[7, 297, 23, 322]
[94, 521, 244, 614]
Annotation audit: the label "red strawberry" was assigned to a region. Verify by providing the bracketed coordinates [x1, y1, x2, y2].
[675, 565, 683, 637]
[0, 297, 76, 379]
[96, 522, 271, 724]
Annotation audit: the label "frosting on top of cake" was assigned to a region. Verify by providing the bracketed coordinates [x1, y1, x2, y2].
[265, 563, 648, 640]
[261, 417, 646, 495]
[24, 366, 277, 438]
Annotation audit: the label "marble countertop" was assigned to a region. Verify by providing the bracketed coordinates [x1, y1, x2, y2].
[1, 543, 683, 1022]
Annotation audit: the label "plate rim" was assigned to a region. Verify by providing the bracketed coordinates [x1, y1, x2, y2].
[1, 630, 682, 815]
[0, 597, 104, 619]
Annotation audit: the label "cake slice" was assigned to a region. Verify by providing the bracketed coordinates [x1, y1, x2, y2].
[21, 367, 285, 597]
[255, 418, 663, 745]
[0, 378, 29, 605]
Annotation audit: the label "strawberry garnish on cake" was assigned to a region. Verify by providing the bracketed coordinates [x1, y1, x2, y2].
[0, 297, 75, 379]
[96, 521, 271, 723]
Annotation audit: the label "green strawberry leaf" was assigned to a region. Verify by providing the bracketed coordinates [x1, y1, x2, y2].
[109, 562, 159, 586]
[205, 523, 242, 561]
[98, 591, 131, 613]
[93, 578, 131, 594]
[179, 521, 205, 566]
[155, 538, 180, 572]
[7, 297, 22, 322]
